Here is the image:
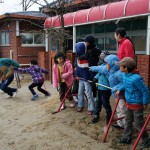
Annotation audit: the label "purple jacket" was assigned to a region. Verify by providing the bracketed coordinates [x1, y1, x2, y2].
[17, 65, 48, 83]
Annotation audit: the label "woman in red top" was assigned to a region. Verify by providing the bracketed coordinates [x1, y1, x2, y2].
[115, 28, 135, 60]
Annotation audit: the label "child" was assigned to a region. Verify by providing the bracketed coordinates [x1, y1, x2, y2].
[17, 60, 50, 101]
[0, 58, 20, 98]
[90, 54, 126, 129]
[90, 51, 112, 124]
[75, 42, 94, 115]
[52, 52, 75, 110]
[115, 57, 150, 149]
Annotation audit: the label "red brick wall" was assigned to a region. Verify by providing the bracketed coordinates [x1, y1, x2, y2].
[0, 19, 45, 64]
[136, 55, 150, 88]
[38, 52, 150, 90]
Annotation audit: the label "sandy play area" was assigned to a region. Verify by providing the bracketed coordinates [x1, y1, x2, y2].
[0, 79, 149, 150]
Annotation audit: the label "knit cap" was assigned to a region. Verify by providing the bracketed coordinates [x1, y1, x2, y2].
[75, 42, 87, 57]
[99, 50, 110, 61]
[84, 35, 95, 45]
[115, 57, 136, 68]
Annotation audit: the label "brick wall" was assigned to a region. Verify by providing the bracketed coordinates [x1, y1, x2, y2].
[136, 55, 150, 89]
[38, 52, 150, 90]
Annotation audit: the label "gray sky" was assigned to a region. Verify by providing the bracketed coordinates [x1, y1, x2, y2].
[0, 0, 42, 15]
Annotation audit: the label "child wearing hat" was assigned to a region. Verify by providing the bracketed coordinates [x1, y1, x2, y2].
[53, 52, 75, 109]
[90, 51, 112, 124]
[115, 57, 150, 149]
[75, 42, 94, 115]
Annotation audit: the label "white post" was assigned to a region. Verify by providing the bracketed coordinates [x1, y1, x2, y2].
[73, 26, 76, 53]
[146, 15, 150, 55]
[45, 29, 49, 52]
[16, 20, 19, 36]
[10, 50, 13, 59]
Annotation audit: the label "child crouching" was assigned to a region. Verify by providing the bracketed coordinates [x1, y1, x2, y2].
[17, 60, 50, 101]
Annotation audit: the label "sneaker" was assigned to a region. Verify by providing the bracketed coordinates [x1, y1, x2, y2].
[70, 102, 75, 108]
[140, 140, 150, 150]
[87, 111, 93, 115]
[5, 95, 12, 98]
[0, 89, 4, 94]
[31, 94, 38, 101]
[119, 137, 131, 144]
[77, 107, 84, 112]
[92, 117, 99, 123]
[12, 90, 18, 98]
[45, 93, 51, 97]
[73, 96, 78, 103]
[60, 103, 65, 110]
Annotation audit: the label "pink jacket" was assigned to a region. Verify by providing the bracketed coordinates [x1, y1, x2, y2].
[117, 38, 135, 60]
[52, 59, 74, 88]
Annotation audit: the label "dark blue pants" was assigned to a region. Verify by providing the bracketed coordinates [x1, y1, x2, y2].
[28, 82, 48, 95]
[0, 75, 17, 96]
[94, 90, 112, 124]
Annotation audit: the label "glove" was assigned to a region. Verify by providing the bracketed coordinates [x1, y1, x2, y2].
[92, 78, 98, 83]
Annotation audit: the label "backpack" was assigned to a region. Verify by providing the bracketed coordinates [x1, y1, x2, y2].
[0, 66, 14, 79]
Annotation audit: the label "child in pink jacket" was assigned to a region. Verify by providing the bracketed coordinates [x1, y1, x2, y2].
[52, 52, 75, 109]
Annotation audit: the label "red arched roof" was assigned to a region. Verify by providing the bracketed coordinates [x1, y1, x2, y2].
[44, 0, 150, 28]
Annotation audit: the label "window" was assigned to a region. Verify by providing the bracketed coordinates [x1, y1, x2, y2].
[21, 33, 45, 46]
[131, 35, 146, 51]
[0, 31, 10, 46]
[105, 37, 117, 51]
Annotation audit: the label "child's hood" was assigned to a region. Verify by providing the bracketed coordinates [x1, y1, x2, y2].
[75, 42, 87, 57]
[104, 54, 120, 69]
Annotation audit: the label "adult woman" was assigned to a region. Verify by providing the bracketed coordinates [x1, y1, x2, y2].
[115, 28, 135, 60]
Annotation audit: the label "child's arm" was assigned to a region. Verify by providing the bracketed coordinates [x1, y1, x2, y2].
[62, 63, 73, 79]
[90, 64, 108, 76]
[41, 68, 49, 74]
[17, 67, 30, 74]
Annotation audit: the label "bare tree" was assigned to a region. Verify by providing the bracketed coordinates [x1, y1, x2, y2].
[19, 0, 102, 53]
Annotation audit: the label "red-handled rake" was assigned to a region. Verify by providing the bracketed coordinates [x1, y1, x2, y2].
[52, 79, 75, 114]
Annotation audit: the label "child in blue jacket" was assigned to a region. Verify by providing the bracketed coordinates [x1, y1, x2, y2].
[115, 57, 150, 149]
[90, 54, 126, 129]
[90, 51, 112, 124]
[75, 42, 94, 115]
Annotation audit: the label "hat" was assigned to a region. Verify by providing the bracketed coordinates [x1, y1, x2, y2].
[115, 57, 136, 68]
[99, 50, 110, 60]
[75, 42, 87, 57]
[84, 35, 95, 44]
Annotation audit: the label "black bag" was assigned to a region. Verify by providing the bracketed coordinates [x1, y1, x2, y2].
[71, 79, 79, 94]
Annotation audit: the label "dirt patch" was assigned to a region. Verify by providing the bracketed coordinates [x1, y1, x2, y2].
[0, 79, 149, 150]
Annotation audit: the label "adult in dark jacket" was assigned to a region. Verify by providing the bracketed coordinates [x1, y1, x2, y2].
[84, 35, 101, 98]
[0, 58, 20, 98]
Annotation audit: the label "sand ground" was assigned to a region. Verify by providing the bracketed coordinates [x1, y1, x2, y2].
[0, 79, 149, 150]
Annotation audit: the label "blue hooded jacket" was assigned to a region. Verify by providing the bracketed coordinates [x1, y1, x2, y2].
[75, 42, 90, 81]
[90, 63, 110, 90]
[90, 54, 123, 98]
[104, 54, 123, 98]
[118, 72, 150, 105]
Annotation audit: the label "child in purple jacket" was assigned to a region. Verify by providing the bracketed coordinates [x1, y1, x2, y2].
[17, 60, 50, 101]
